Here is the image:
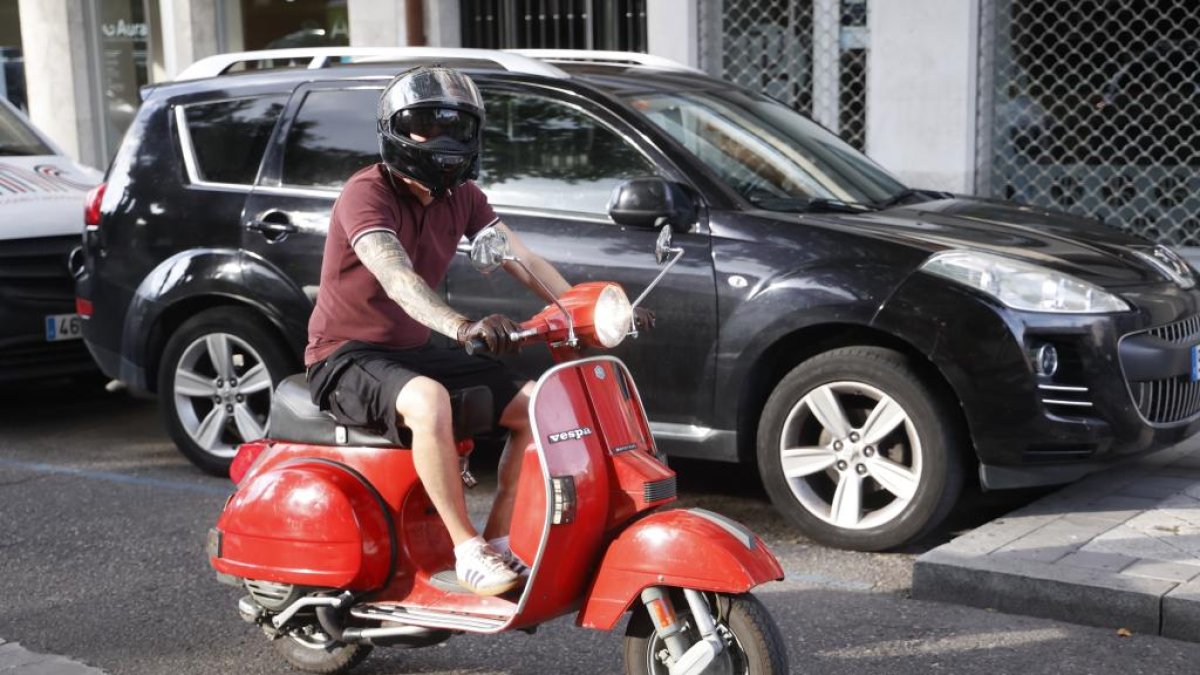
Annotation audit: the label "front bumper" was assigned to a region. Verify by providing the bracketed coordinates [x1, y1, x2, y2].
[0, 235, 97, 382]
[877, 273, 1200, 489]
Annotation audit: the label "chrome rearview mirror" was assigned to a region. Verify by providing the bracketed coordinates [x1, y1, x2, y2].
[655, 225, 674, 265]
[632, 225, 686, 311]
[470, 226, 511, 273]
[469, 224, 579, 347]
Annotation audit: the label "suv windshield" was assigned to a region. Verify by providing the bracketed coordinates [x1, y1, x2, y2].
[0, 103, 52, 157]
[627, 90, 907, 212]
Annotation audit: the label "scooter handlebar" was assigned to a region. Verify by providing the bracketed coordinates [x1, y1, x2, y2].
[462, 328, 540, 356]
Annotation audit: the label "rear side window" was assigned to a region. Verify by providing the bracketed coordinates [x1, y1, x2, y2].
[182, 95, 286, 185]
[281, 88, 380, 189]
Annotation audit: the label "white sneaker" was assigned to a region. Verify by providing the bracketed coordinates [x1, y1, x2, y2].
[454, 538, 521, 596]
[489, 536, 530, 576]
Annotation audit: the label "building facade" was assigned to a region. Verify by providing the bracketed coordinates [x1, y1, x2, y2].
[3, 0, 1194, 248]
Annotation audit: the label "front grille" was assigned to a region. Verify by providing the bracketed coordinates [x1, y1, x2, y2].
[644, 476, 676, 503]
[1127, 315, 1200, 424]
[1149, 315, 1200, 344]
[0, 235, 78, 310]
[0, 340, 91, 375]
[1132, 377, 1200, 425]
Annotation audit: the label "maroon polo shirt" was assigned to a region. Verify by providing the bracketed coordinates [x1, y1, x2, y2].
[305, 164, 498, 365]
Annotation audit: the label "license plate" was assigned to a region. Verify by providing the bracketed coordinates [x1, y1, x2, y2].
[1192, 345, 1200, 383]
[45, 313, 83, 342]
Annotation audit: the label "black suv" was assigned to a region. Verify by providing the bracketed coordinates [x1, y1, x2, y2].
[76, 48, 1200, 551]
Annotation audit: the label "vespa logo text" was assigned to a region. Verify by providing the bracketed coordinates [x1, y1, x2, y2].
[548, 427, 593, 444]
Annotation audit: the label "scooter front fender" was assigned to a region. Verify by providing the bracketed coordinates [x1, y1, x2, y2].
[211, 459, 394, 590]
[576, 508, 783, 630]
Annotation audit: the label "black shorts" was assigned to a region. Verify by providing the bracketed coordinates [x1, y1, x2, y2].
[306, 341, 522, 446]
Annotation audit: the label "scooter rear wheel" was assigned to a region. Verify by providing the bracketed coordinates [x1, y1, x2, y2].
[273, 624, 373, 675]
[623, 591, 788, 675]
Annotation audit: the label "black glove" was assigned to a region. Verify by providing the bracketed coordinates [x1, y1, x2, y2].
[634, 306, 656, 331]
[457, 314, 522, 354]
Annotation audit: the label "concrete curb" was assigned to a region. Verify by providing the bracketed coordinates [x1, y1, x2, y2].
[0, 639, 105, 674]
[913, 442, 1200, 641]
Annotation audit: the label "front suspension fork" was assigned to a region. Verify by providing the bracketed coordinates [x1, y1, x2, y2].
[639, 587, 725, 675]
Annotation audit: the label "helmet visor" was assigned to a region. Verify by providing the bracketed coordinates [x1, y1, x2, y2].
[390, 107, 479, 144]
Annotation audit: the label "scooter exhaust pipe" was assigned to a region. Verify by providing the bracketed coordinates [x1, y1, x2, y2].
[316, 603, 448, 648]
[341, 624, 449, 647]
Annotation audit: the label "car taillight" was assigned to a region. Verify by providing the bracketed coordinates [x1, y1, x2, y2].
[75, 298, 93, 318]
[84, 182, 106, 231]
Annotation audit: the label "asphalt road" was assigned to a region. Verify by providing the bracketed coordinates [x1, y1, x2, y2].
[3, 377, 1200, 674]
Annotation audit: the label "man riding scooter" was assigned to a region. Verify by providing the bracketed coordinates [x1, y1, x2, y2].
[304, 66, 651, 596]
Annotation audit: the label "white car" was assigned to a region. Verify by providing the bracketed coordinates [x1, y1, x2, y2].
[0, 97, 102, 381]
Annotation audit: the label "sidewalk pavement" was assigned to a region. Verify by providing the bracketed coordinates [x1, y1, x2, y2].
[0, 639, 103, 674]
[914, 438, 1200, 641]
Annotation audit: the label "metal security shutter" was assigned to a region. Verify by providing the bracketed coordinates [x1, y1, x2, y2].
[461, 0, 647, 52]
[700, 0, 870, 150]
[976, 0, 1200, 245]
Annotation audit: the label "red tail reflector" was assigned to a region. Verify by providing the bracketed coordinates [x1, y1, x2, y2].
[75, 298, 93, 318]
[84, 183, 106, 231]
[229, 441, 270, 485]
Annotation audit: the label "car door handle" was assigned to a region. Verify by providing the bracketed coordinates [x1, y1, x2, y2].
[246, 211, 297, 242]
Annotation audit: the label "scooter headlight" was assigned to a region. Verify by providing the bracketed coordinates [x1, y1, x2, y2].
[593, 284, 633, 348]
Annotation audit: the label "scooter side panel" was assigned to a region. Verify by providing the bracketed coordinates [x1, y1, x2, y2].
[510, 360, 614, 628]
[212, 460, 392, 590]
[575, 508, 785, 630]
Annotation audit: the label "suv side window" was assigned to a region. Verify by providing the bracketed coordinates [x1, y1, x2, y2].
[181, 95, 286, 185]
[281, 88, 380, 189]
[477, 90, 657, 214]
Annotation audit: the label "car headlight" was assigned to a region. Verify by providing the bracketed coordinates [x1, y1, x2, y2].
[593, 284, 633, 348]
[920, 250, 1130, 313]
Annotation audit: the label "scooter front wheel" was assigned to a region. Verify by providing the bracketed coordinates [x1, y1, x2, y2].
[623, 591, 788, 675]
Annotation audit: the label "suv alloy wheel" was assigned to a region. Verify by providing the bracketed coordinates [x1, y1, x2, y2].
[158, 307, 294, 475]
[757, 346, 964, 551]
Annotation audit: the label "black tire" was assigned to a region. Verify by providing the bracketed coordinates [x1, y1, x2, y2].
[624, 592, 788, 675]
[273, 631, 373, 675]
[756, 346, 964, 551]
[158, 306, 295, 476]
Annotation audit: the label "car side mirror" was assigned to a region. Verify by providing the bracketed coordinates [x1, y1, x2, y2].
[608, 177, 698, 231]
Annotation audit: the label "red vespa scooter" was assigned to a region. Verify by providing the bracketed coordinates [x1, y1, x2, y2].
[207, 224, 788, 674]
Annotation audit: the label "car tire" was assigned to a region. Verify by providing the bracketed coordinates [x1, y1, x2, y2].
[757, 346, 963, 551]
[158, 306, 295, 476]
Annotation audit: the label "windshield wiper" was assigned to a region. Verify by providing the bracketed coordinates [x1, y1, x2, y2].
[874, 188, 948, 210]
[748, 195, 874, 214]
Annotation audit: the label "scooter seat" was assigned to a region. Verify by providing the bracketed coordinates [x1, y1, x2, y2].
[268, 374, 494, 448]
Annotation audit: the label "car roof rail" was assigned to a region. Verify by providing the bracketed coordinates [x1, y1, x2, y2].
[174, 47, 570, 81]
[505, 49, 705, 74]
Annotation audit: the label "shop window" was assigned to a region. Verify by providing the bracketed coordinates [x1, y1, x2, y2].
[281, 88, 380, 189]
[476, 90, 656, 214]
[98, 0, 150, 158]
[0, 0, 25, 111]
[183, 96, 287, 185]
[237, 0, 350, 51]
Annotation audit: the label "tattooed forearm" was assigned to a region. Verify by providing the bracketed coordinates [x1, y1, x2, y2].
[353, 231, 467, 339]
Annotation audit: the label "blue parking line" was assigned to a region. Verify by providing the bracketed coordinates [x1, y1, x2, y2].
[0, 457, 232, 496]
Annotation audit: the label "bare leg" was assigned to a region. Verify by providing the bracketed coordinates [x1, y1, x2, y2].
[484, 381, 535, 540]
[397, 376, 477, 546]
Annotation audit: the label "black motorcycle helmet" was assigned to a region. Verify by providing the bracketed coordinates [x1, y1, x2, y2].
[377, 66, 485, 198]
